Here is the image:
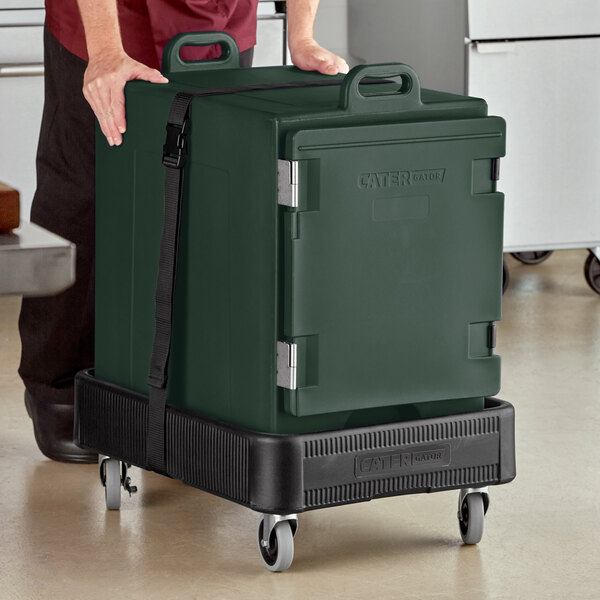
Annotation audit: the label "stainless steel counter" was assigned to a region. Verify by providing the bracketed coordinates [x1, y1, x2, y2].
[0, 222, 75, 296]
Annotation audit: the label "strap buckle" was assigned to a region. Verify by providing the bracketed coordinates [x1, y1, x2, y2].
[162, 119, 189, 169]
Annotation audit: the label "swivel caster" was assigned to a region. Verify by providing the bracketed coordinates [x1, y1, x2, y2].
[458, 487, 489, 545]
[511, 250, 553, 265]
[584, 251, 600, 295]
[257, 513, 298, 572]
[99, 456, 137, 511]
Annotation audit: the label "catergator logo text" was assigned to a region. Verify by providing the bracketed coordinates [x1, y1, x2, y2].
[358, 168, 446, 189]
[354, 445, 450, 478]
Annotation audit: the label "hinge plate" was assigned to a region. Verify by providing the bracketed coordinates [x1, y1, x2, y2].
[488, 323, 497, 349]
[277, 341, 297, 390]
[491, 158, 501, 181]
[277, 159, 299, 207]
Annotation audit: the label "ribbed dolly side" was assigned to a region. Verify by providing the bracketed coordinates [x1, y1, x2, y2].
[304, 414, 500, 459]
[304, 464, 499, 508]
[76, 376, 147, 466]
[166, 411, 250, 504]
[75, 372, 251, 505]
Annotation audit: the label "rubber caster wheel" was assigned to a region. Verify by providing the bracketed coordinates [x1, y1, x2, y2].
[584, 253, 600, 295]
[257, 517, 295, 572]
[458, 492, 485, 544]
[502, 260, 509, 294]
[511, 250, 553, 265]
[102, 458, 121, 510]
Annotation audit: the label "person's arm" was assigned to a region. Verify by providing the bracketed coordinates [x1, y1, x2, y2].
[287, 0, 349, 75]
[77, 0, 168, 147]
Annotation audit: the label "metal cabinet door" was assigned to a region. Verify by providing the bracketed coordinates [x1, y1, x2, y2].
[467, 0, 600, 39]
[281, 118, 504, 417]
[468, 37, 600, 251]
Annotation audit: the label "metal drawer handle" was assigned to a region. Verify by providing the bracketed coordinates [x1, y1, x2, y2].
[0, 63, 44, 77]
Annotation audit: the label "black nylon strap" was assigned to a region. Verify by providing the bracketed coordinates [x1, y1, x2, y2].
[145, 76, 391, 472]
[146, 89, 194, 472]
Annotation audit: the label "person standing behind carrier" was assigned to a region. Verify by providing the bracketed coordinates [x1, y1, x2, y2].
[19, 0, 349, 463]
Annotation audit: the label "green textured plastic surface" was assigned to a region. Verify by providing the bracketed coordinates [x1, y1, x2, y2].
[95, 42, 505, 434]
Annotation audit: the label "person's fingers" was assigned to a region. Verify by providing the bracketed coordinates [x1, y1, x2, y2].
[94, 94, 117, 146]
[106, 111, 122, 145]
[317, 57, 338, 75]
[81, 55, 167, 147]
[111, 85, 127, 137]
[320, 53, 348, 75]
[335, 57, 350, 74]
[298, 53, 326, 72]
[106, 85, 126, 144]
[93, 79, 118, 146]
[83, 86, 113, 145]
[98, 105, 120, 146]
[102, 82, 123, 144]
[87, 77, 113, 143]
[94, 79, 121, 145]
[300, 48, 342, 75]
[134, 65, 169, 84]
[93, 102, 113, 146]
[98, 116, 114, 146]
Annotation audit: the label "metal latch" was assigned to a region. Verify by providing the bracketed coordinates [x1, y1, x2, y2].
[277, 159, 299, 207]
[277, 341, 297, 389]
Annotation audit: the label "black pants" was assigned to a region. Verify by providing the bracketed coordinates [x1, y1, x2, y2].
[19, 27, 253, 405]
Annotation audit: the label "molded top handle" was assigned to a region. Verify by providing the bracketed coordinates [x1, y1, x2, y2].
[339, 63, 422, 114]
[162, 31, 240, 77]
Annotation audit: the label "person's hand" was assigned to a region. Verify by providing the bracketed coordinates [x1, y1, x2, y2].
[289, 38, 349, 75]
[83, 48, 168, 146]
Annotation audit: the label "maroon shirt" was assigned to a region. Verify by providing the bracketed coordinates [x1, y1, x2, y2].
[46, 0, 258, 70]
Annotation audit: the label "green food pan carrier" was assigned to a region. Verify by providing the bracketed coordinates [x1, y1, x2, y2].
[74, 32, 515, 571]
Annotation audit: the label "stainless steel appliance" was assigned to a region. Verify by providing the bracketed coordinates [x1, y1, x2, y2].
[256, 0, 290, 66]
[0, 1, 45, 220]
[349, 0, 600, 292]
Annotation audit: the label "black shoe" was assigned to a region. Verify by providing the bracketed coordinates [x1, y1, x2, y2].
[24, 391, 97, 464]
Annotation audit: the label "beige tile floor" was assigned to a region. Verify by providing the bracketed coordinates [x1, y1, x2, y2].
[1, 250, 599, 599]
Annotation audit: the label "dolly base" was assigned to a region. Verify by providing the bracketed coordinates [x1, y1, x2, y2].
[75, 369, 516, 514]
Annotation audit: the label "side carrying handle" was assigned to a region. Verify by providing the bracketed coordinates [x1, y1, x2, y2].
[162, 31, 240, 77]
[339, 63, 422, 114]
